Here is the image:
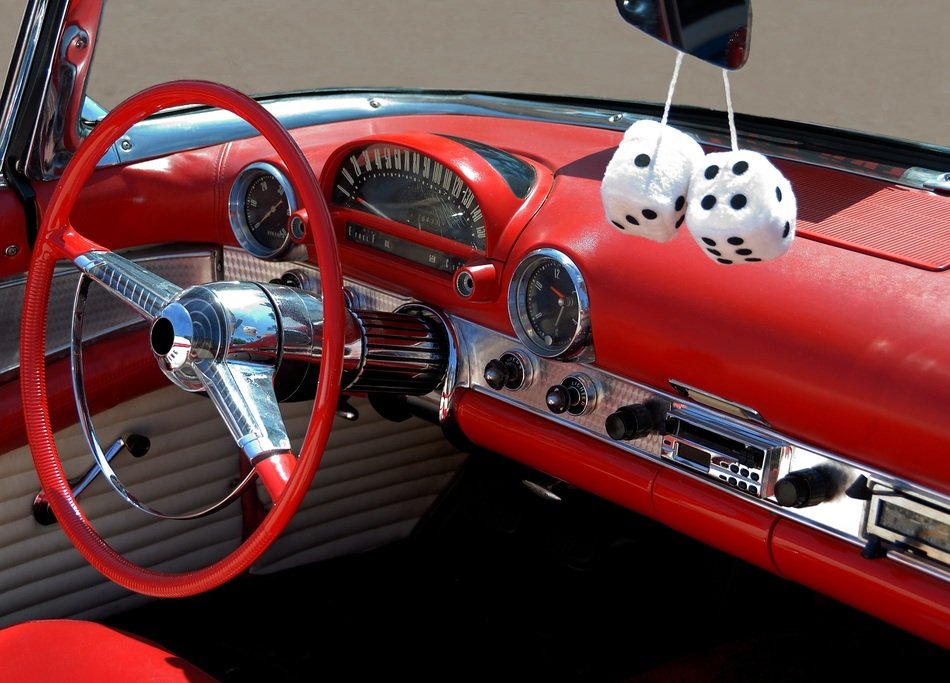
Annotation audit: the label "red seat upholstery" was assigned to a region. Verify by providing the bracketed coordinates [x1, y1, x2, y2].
[0, 619, 219, 682]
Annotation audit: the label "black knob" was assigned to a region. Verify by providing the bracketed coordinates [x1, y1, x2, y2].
[605, 404, 656, 441]
[484, 354, 526, 391]
[125, 433, 151, 458]
[546, 385, 569, 414]
[484, 359, 509, 390]
[774, 467, 831, 508]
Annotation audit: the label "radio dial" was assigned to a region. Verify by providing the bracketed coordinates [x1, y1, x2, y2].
[774, 467, 832, 508]
[605, 403, 658, 441]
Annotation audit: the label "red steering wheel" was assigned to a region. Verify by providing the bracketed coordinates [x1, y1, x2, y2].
[20, 80, 346, 597]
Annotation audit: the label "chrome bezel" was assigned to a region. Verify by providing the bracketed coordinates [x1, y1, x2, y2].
[228, 161, 298, 259]
[508, 247, 591, 360]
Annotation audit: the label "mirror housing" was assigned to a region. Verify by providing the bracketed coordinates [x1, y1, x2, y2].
[615, 0, 752, 70]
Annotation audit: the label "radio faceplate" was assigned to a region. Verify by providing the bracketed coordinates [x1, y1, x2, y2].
[661, 406, 787, 499]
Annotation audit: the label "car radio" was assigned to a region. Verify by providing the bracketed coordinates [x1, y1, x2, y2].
[661, 406, 786, 499]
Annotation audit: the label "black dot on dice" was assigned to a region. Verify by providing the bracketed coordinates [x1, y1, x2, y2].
[701, 195, 717, 210]
[626, 214, 640, 226]
[736, 248, 752, 256]
[674, 196, 686, 211]
[732, 160, 749, 175]
[717, 258, 734, 264]
[745, 257, 762, 262]
[675, 215, 685, 228]
[776, 186, 783, 202]
[730, 194, 747, 210]
[782, 221, 790, 238]
[704, 165, 719, 180]
[611, 221, 625, 231]
[634, 153, 651, 167]
[727, 236, 744, 245]
[702, 237, 717, 246]
[707, 249, 721, 256]
[642, 208, 657, 220]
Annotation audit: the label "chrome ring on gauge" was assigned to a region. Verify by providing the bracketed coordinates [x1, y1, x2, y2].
[228, 161, 298, 258]
[508, 248, 591, 360]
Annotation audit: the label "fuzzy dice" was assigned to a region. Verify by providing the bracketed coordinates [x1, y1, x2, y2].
[601, 119, 705, 242]
[685, 151, 796, 264]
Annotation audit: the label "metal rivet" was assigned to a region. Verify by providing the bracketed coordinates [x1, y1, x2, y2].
[4, 245, 18, 257]
[368, 98, 381, 109]
[74, 36, 87, 49]
[608, 113, 624, 123]
[120, 139, 132, 151]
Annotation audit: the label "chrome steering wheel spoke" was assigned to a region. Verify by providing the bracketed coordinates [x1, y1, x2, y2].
[74, 249, 182, 321]
[193, 358, 291, 463]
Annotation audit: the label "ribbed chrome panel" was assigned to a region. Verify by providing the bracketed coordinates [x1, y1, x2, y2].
[0, 248, 217, 378]
[0, 384, 465, 624]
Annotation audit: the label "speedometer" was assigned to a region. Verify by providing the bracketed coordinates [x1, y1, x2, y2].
[332, 143, 486, 250]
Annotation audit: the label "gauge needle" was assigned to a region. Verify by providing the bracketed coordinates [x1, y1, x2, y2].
[356, 197, 390, 220]
[254, 199, 284, 229]
[550, 285, 566, 299]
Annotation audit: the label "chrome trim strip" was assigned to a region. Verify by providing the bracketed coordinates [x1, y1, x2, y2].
[0, 0, 50, 185]
[100, 91, 947, 189]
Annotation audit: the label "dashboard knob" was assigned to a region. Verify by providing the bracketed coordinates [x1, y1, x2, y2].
[545, 384, 570, 414]
[774, 467, 832, 508]
[484, 359, 509, 390]
[605, 404, 656, 441]
[483, 353, 528, 391]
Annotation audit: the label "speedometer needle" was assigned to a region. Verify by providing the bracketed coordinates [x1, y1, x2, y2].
[254, 199, 284, 229]
[356, 197, 391, 220]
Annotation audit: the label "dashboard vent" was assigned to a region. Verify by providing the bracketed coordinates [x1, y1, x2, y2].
[783, 163, 950, 271]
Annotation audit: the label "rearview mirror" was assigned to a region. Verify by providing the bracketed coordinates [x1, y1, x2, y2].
[615, 0, 752, 70]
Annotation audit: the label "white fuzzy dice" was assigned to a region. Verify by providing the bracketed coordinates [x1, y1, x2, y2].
[685, 151, 796, 264]
[601, 119, 705, 242]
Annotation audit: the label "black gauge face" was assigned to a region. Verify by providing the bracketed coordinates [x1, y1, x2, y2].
[229, 162, 297, 259]
[524, 257, 581, 350]
[509, 249, 591, 359]
[244, 173, 290, 252]
[332, 143, 486, 250]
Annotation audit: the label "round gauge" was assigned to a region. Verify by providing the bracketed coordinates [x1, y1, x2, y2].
[228, 161, 298, 258]
[332, 143, 486, 250]
[508, 248, 591, 359]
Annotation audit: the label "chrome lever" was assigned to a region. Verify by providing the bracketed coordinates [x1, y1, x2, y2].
[32, 434, 150, 525]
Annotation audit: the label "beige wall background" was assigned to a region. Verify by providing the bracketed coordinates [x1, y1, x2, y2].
[1, 1, 946, 146]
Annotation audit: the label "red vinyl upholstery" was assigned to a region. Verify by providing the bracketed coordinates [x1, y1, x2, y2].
[0, 620, 218, 682]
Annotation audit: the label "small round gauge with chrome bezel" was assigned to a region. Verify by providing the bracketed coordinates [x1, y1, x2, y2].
[508, 248, 591, 359]
[228, 161, 298, 259]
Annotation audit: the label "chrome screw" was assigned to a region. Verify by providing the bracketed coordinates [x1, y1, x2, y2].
[120, 139, 132, 151]
[4, 245, 18, 257]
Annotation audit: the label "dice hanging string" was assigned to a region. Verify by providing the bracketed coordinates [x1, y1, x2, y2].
[660, 51, 685, 127]
[722, 69, 739, 153]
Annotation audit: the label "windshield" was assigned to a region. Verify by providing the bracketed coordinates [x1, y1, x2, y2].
[2, 0, 947, 147]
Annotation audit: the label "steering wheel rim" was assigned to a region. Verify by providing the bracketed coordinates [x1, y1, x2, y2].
[20, 80, 346, 597]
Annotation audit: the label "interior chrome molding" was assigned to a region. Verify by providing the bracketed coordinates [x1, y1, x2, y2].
[0, 0, 52, 185]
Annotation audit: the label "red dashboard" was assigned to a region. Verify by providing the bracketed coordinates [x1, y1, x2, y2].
[10, 110, 950, 647]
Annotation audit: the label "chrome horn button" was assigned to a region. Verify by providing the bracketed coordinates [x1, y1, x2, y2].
[150, 302, 194, 371]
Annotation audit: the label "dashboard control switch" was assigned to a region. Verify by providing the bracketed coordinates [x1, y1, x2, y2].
[545, 384, 570, 414]
[774, 467, 831, 508]
[483, 351, 531, 391]
[454, 263, 498, 301]
[546, 374, 596, 416]
[605, 404, 657, 441]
